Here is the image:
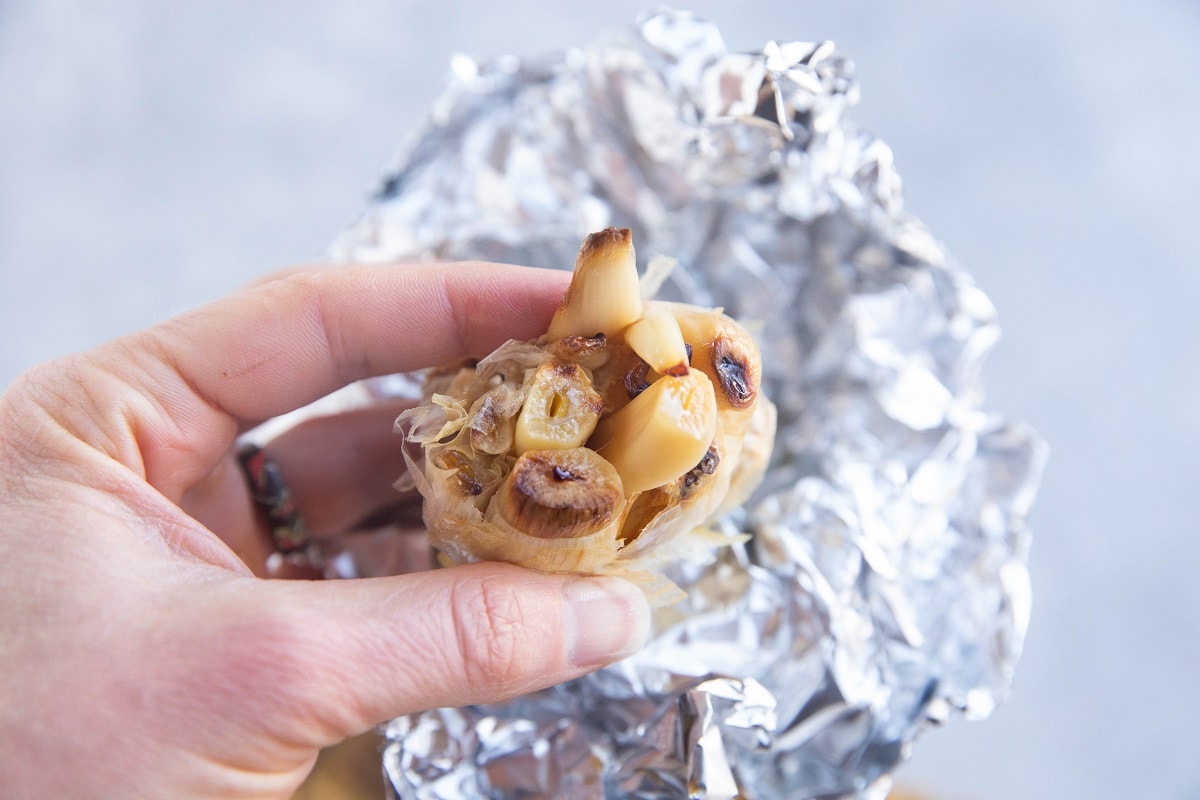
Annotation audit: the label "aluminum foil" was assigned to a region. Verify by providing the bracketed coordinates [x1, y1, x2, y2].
[331, 9, 1048, 798]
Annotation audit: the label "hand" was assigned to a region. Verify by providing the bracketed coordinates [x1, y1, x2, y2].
[0, 264, 651, 799]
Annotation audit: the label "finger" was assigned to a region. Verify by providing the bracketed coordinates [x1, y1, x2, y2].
[178, 451, 271, 570]
[116, 263, 568, 500]
[177, 452, 321, 579]
[242, 262, 338, 289]
[259, 402, 414, 538]
[222, 563, 651, 744]
[156, 263, 567, 424]
[323, 525, 434, 578]
[181, 401, 413, 549]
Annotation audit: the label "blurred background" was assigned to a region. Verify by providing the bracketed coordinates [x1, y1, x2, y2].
[2, 1, 1197, 798]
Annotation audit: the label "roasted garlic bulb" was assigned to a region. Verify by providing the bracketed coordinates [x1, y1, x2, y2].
[397, 228, 776, 602]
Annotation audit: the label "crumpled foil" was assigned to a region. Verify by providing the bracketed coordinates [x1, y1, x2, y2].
[331, 9, 1048, 799]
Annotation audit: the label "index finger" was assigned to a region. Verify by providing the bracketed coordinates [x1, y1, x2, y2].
[112, 262, 567, 495]
[158, 262, 568, 424]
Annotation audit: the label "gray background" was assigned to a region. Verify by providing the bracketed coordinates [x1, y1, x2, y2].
[2, 2, 1197, 798]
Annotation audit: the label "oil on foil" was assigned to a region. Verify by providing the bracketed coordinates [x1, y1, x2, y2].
[331, 9, 1048, 799]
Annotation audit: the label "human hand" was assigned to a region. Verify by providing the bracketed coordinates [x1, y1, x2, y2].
[0, 264, 651, 799]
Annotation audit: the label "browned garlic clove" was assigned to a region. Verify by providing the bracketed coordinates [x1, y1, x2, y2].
[495, 448, 625, 539]
[546, 228, 643, 339]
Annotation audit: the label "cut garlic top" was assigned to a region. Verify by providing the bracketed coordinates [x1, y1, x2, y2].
[397, 228, 776, 604]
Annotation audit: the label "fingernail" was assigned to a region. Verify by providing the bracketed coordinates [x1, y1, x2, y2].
[563, 577, 651, 667]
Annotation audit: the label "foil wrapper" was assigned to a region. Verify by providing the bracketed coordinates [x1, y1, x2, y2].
[331, 9, 1048, 798]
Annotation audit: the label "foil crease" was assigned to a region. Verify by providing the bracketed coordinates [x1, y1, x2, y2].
[331, 9, 1048, 798]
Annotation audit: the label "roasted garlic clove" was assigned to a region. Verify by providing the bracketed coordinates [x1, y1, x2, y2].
[546, 228, 643, 339]
[662, 303, 762, 412]
[548, 332, 610, 371]
[624, 307, 690, 377]
[513, 360, 604, 454]
[591, 368, 717, 495]
[711, 333, 758, 409]
[494, 448, 625, 540]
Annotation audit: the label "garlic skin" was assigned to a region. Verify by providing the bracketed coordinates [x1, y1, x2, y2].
[397, 229, 775, 602]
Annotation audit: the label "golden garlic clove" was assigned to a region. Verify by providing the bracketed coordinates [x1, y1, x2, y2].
[625, 308, 690, 377]
[514, 360, 604, 455]
[666, 304, 762, 412]
[678, 445, 720, 499]
[711, 333, 759, 410]
[591, 368, 717, 495]
[494, 448, 625, 539]
[546, 228, 643, 339]
[623, 358, 652, 399]
[548, 332, 611, 371]
[431, 449, 486, 497]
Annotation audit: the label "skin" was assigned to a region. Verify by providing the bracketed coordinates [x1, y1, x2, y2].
[0, 264, 650, 799]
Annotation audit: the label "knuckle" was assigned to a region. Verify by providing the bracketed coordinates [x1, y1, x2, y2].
[283, 271, 355, 380]
[1, 358, 88, 462]
[448, 576, 530, 694]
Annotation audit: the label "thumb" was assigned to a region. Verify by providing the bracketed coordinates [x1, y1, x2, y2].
[245, 562, 651, 742]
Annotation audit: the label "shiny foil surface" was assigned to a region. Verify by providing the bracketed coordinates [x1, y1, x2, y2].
[331, 9, 1048, 798]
